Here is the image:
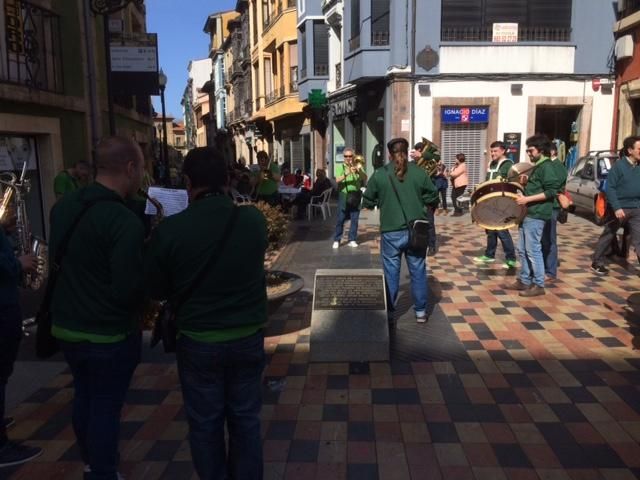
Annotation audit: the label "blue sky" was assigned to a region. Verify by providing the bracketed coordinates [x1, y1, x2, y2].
[147, 0, 236, 120]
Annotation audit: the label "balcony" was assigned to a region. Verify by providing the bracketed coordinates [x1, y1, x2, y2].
[619, 0, 640, 19]
[1, 0, 63, 92]
[441, 26, 572, 42]
[244, 99, 253, 115]
[371, 31, 390, 46]
[265, 89, 278, 104]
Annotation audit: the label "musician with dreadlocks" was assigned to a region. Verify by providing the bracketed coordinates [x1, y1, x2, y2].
[362, 138, 438, 325]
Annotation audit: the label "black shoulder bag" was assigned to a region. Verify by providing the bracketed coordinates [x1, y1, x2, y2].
[36, 199, 116, 359]
[343, 168, 362, 210]
[151, 205, 239, 353]
[387, 172, 430, 253]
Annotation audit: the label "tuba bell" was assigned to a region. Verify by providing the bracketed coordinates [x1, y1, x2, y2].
[416, 137, 440, 177]
[506, 162, 536, 184]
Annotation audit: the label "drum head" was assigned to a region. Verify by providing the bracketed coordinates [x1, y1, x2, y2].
[471, 181, 526, 230]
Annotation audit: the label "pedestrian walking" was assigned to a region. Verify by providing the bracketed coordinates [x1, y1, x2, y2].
[449, 153, 468, 216]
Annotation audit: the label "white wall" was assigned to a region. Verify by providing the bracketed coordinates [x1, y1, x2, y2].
[413, 80, 615, 163]
[440, 46, 575, 74]
[188, 58, 213, 103]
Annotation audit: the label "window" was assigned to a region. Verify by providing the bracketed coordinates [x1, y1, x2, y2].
[289, 43, 298, 91]
[441, 0, 572, 42]
[371, 0, 390, 46]
[299, 24, 307, 78]
[252, 0, 258, 44]
[313, 21, 329, 76]
[350, 0, 360, 50]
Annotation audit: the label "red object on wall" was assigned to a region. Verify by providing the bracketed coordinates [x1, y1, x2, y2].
[592, 78, 601, 91]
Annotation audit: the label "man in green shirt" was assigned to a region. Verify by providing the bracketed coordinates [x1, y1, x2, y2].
[53, 161, 91, 199]
[253, 150, 281, 205]
[145, 147, 268, 480]
[49, 136, 145, 478]
[473, 141, 517, 269]
[362, 138, 438, 323]
[542, 144, 568, 281]
[506, 135, 563, 297]
[333, 148, 367, 248]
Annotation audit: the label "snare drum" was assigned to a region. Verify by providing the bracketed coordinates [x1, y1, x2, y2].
[470, 180, 526, 230]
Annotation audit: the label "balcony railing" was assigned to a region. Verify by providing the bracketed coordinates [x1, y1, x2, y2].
[441, 26, 572, 42]
[1, 0, 63, 92]
[244, 99, 253, 115]
[335, 63, 341, 88]
[290, 81, 298, 93]
[265, 89, 278, 104]
[619, 0, 640, 19]
[314, 64, 329, 76]
[349, 35, 361, 51]
[371, 30, 390, 46]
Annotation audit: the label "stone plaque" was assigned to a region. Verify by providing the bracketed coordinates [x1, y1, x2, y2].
[314, 275, 385, 311]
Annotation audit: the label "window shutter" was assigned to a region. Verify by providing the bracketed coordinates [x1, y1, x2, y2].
[371, 0, 390, 36]
[529, 0, 571, 28]
[485, 0, 527, 25]
[440, 123, 487, 196]
[441, 0, 482, 28]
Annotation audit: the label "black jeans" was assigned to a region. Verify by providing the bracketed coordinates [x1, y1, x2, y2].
[0, 303, 22, 446]
[593, 208, 640, 266]
[61, 332, 141, 480]
[177, 331, 265, 480]
[451, 186, 467, 214]
[425, 206, 436, 249]
[438, 189, 448, 210]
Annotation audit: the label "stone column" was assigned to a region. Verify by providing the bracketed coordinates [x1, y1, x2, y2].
[386, 75, 413, 143]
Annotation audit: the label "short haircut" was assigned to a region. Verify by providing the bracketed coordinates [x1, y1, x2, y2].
[387, 138, 409, 154]
[526, 135, 552, 155]
[621, 135, 640, 157]
[490, 141, 506, 150]
[256, 151, 269, 162]
[456, 153, 466, 162]
[95, 136, 142, 174]
[413, 142, 424, 151]
[183, 147, 227, 192]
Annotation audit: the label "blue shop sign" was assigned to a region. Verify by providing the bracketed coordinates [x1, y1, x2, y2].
[442, 107, 489, 124]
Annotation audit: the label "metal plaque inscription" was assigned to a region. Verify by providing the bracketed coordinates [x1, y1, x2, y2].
[314, 275, 385, 311]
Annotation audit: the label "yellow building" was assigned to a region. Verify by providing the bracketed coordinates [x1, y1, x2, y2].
[247, 0, 310, 173]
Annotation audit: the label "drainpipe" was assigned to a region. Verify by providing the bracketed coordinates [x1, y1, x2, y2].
[410, 0, 416, 147]
[82, 0, 100, 157]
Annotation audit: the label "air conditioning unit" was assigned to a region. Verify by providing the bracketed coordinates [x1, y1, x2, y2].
[615, 35, 634, 60]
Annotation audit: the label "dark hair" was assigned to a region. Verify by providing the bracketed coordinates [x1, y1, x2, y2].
[183, 147, 227, 191]
[95, 136, 142, 174]
[456, 153, 466, 162]
[256, 151, 269, 162]
[621, 135, 640, 157]
[387, 138, 409, 154]
[490, 141, 506, 150]
[526, 135, 552, 155]
[413, 142, 424, 151]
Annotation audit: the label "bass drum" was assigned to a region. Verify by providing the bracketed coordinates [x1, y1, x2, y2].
[470, 180, 526, 230]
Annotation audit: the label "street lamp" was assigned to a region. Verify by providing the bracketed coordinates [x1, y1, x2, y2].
[90, 0, 146, 135]
[158, 68, 169, 185]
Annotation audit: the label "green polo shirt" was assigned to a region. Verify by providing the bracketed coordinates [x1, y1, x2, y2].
[144, 195, 268, 343]
[49, 183, 145, 343]
[53, 171, 78, 197]
[523, 157, 564, 221]
[255, 162, 280, 196]
[362, 163, 438, 232]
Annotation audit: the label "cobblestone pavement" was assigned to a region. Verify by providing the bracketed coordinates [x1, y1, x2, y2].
[6, 209, 640, 480]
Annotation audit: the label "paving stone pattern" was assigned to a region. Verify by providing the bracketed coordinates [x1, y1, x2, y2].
[7, 211, 640, 480]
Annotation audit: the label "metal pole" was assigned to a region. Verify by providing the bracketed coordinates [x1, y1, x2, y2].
[160, 85, 169, 184]
[103, 14, 116, 135]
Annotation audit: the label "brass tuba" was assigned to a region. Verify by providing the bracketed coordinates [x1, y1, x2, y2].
[416, 137, 440, 177]
[0, 164, 48, 290]
[506, 162, 536, 184]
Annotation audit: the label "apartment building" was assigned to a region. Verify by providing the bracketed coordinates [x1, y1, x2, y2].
[300, 0, 616, 187]
[248, 0, 309, 172]
[0, 0, 154, 239]
[613, 0, 640, 147]
[182, 58, 212, 149]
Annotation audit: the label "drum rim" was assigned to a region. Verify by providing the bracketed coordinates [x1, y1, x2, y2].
[471, 190, 527, 230]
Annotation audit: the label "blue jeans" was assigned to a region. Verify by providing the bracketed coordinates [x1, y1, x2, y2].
[0, 303, 22, 446]
[518, 217, 546, 288]
[381, 230, 428, 317]
[177, 331, 265, 480]
[542, 209, 559, 278]
[334, 196, 360, 242]
[485, 229, 516, 261]
[61, 332, 141, 480]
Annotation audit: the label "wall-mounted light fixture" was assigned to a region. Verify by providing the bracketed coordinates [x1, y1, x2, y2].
[511, 83, 523, 96]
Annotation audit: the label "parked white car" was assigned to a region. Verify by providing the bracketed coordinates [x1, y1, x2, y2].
[565, 151, 618, 217]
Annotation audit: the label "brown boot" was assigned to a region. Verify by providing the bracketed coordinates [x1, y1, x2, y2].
[520, 285, 546, 297]
[504, 279, 530, 291]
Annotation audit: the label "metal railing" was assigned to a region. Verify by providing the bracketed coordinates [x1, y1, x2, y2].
[1, 0, 63, 92]
[314, 63, 329, 76]
[265, 89, 277, 104]
[441, 26, 571, 42]
[335, 63, 341, 87]
[244, 99, 253, 116]
[371, 30, 390, 46]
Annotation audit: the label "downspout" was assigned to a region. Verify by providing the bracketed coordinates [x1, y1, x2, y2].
[410, 0, 416, 147]
[82, 0, 100, 157]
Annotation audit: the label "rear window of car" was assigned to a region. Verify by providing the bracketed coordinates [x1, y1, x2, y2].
[597, 156, 617, 178]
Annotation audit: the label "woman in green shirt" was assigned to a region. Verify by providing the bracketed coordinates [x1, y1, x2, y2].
[333, 149, 367, 248]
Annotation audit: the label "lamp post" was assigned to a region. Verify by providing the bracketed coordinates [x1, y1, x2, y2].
[158, 68, 169, 185]
[89, 0, 145, 135]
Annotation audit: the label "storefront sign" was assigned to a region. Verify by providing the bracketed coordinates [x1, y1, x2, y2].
[493, 23, 518, 43]
[109, 32, 159, 95]
[503, 132, 522, 164]
[442, 107, 489, 124]
[331, 97, 357, 118]
[110, 46, 157, 72]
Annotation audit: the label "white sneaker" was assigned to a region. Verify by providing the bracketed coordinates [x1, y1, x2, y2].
[347, 241, 358, 247]
[332, 241, 339, 249]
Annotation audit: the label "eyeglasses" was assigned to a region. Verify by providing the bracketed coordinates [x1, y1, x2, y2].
[344, 154, 353, 158]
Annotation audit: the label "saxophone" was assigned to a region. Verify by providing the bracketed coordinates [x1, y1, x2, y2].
[0, 164, 48, 290]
